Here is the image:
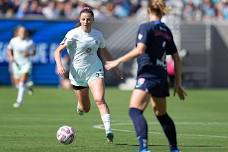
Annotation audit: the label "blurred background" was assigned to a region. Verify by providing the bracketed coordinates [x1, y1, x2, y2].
[0, 0, 228, 88]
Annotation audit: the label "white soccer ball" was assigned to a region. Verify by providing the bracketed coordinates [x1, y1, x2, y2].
[56, 125, 75, 145]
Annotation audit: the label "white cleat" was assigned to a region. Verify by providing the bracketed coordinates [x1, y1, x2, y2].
[26, 81, 34, 88]
[26, 81, 34, 95]
[76, 102, 83, 115]
[13, 102, 22, 108]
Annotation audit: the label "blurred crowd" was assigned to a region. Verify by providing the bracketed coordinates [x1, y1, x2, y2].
[0, 0, 143, 20]
[183, 0, 228, 21]
[0, 0, 227, 21]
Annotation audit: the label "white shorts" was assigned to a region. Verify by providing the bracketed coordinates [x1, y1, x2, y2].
[12, 62, 32, 79]
[69, 61, 104, 87]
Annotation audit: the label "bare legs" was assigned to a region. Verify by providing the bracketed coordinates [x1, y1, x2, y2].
[13, 73, 29, 108]
[73, 78, 113, 142]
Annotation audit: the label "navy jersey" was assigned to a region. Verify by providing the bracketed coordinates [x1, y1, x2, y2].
[136, 20, 177, 80]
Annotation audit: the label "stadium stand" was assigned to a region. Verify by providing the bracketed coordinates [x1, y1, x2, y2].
[0, 0, 227, 21]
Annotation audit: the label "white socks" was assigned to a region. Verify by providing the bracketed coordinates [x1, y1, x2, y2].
[16, 82, 25, 104]
[101, 114, 112, 135]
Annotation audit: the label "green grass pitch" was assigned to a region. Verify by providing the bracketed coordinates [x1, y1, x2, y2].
[0, 86, 228, 152]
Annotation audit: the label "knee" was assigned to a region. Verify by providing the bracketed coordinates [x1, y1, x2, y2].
[94, 98, 105, 106]
[154, 110, 166, 117]
[153, 106, 166, 116]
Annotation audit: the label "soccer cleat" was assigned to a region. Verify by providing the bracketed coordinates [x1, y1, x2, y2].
[13, 102, 22, 108]
[106, 133, 114, 143]
[76, 102, 83, 115]
[26, 81, 34, 95]
[140, 149, 151, 152]
[77, 108, 84, 115]
[170, 149, 181, 152]
[26, 80, 34, 88]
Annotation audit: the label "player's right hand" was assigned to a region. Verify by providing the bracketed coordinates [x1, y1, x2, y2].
[173, 85, 187, 101]
[57, 65, 66, 78]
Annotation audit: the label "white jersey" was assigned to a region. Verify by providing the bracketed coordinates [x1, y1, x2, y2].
[61, 27, 105, 68]
[8, 36, 35, 65]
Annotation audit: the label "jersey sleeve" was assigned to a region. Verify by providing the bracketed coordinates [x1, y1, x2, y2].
[7, 38, 14, 50]
[136, 24, 149, 46]
[166, 31, 178, 55]
[60, 31, 72, 45]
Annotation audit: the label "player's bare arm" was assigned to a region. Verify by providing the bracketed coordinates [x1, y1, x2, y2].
[172, 53, 187, 100]
[99, 47, 123, 79]
[7, 48, 14, 63]
[54, 44, 67, 78]
[105, 43, 146, 70]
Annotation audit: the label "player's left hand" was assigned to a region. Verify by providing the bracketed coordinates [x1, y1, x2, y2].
[105, 60, 120, 70]
[173, 85, 187, 100]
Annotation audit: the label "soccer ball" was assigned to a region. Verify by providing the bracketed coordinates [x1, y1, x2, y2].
[56, 125, 75, 145]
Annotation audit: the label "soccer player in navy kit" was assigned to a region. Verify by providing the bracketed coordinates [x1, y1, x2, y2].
[105, 0, 187, 152]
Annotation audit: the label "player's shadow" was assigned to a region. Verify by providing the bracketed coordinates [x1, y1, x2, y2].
[115, 143, 223, 148]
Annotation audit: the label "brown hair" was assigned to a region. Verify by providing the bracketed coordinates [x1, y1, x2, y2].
[148, 0, 170, 17]
[14, 25, 29, 38]
[79, 7, 94, 18]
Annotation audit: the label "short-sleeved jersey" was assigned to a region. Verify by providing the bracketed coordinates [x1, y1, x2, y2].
[61, 27, 105, 68]
[8, 37, 35, 65]
[136, 20, 177, 80]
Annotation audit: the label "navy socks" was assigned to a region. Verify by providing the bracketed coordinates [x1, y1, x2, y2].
[129, 108, 178, 151]
[156, 113, 178, 150]
[129, 108, 148, 151]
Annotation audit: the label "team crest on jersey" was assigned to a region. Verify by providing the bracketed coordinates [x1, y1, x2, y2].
[138, 33, 143, 40]
[86, 48, 92, 53]
[135, 78, 145, 88]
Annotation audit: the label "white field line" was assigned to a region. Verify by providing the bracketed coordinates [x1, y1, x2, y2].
[93, 122, 228, 139]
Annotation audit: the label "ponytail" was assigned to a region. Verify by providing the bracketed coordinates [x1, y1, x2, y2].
[148, 0, 171, 17]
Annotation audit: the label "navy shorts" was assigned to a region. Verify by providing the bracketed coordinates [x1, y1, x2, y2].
[135, 77, 169, 97]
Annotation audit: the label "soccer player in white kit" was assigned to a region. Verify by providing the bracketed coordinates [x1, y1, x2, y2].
[54, 7, 120, 143]
[7, 26, 36, 108]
